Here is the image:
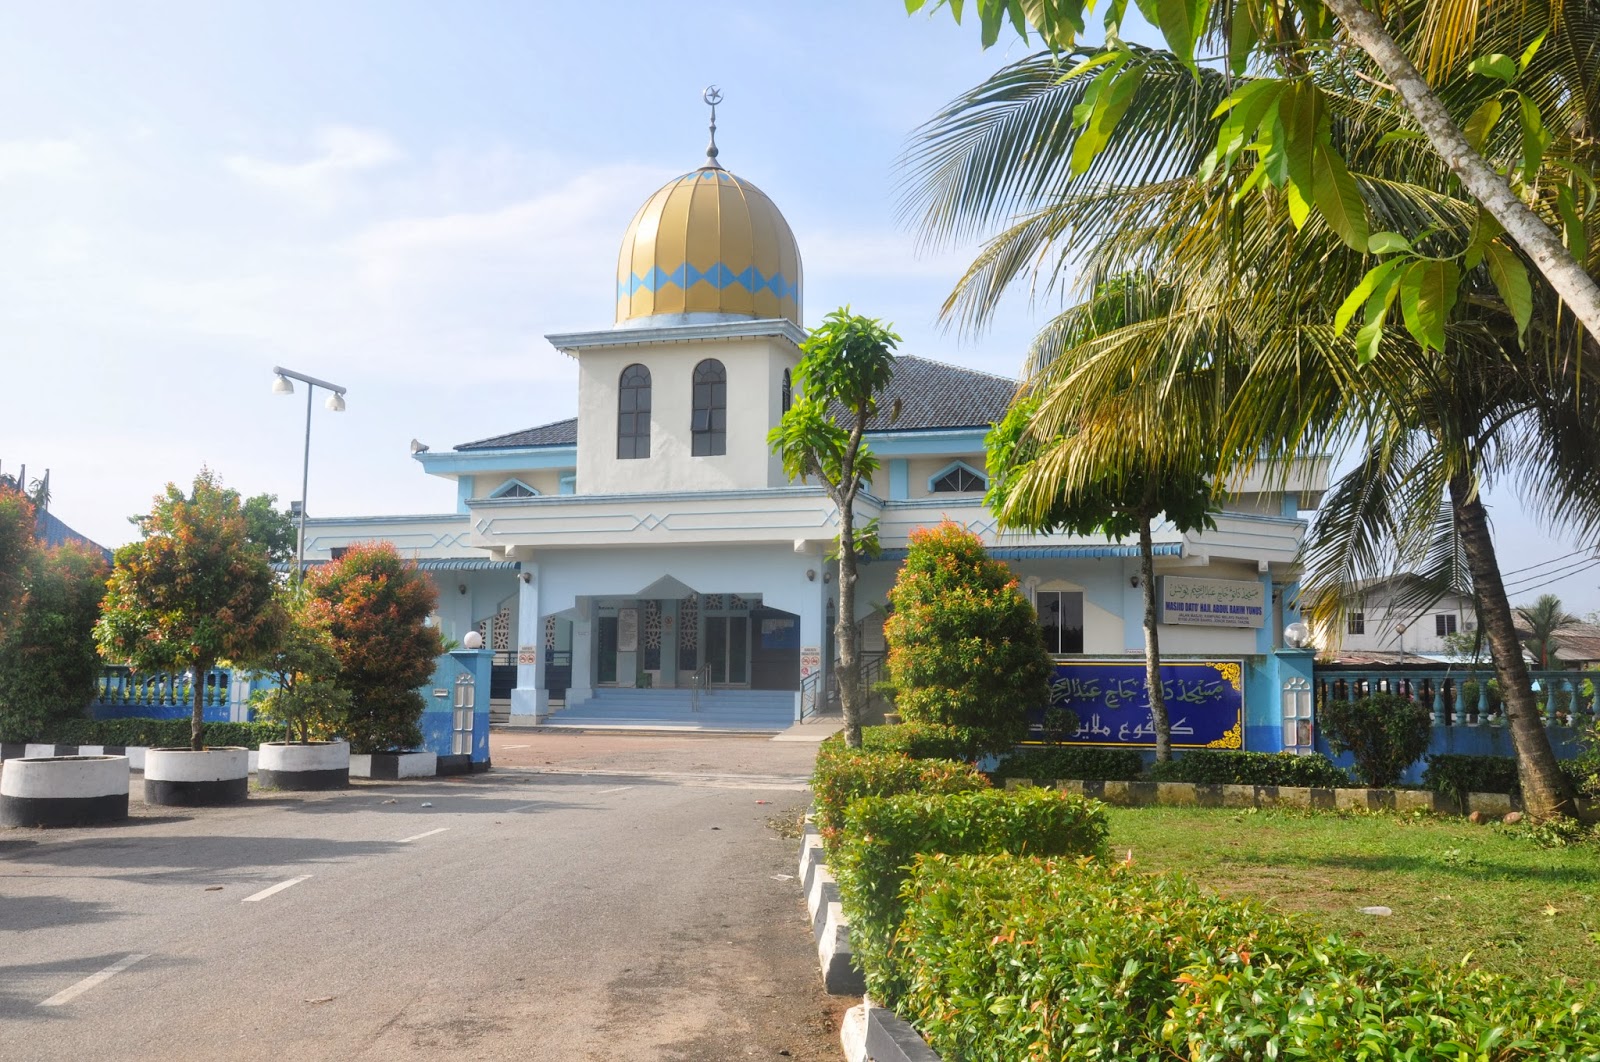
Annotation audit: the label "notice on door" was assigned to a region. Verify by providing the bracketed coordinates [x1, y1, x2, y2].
[618, 608, 639, 653]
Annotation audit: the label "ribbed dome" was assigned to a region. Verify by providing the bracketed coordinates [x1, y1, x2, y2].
[615, 166, 802, 327]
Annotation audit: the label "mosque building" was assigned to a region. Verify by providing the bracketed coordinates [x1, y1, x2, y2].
[301, 98, 1327, 744]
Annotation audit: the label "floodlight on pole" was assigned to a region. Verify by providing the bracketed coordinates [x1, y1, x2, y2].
[271, 365, 348, 583]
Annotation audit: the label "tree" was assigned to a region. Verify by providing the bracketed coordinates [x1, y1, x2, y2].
[908, 0, 1600, 344]
[305, 542, 442, 754]
[769, 308, 900, 749]
[883, 522, 1055, 754]
[983, 280, 1218, 762]
[96, 470, 286, 751]
[0, 542, 108, 742]
[0, 485, 34, 641]
[250, 588, 351, 744]
[239, 493, 297, 566]
[1517, 593, 1581, 669]
[900, 18, 1596, 816]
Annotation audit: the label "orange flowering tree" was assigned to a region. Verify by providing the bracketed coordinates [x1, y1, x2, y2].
[884, 522, 1055, 755]
[305, 542, 442, 754]
[0, 484, 35, 640]
[96, 470, 286, 750]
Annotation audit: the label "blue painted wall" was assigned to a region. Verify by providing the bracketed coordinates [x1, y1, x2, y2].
[415, 649, 492, 762]
[1315, 722, 1585, 785]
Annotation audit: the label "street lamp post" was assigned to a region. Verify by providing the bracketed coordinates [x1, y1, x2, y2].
[272, 366, 347, 583]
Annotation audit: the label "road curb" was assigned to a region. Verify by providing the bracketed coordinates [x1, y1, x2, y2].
[841, 997, 941, 1062]
[798, 825, 865, 996]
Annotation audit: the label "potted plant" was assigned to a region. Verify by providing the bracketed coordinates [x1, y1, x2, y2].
[252, 590, 352, 790]
[95, 470, 286, 806]
[304, 543, 443, 780]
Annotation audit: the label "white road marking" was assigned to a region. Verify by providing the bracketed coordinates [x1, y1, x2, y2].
[397, 827, 450, 843]
[38, 953, 147, 1007]
[501, 744, 530, 749]
[506, 803, 540, 813]
[595, 785, 634, 794]
[242, 875, 312, 903]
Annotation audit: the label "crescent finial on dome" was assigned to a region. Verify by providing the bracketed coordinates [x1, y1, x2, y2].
[703, 85, 723, 170]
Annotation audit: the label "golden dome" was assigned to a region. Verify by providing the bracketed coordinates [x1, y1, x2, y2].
[615, 165, 802, 327]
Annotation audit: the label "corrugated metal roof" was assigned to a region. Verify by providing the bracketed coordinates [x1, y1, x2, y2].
[274, 558, 521, 573]
[867, 543, 1182, 563]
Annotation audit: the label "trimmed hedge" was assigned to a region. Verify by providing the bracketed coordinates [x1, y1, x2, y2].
[896, 853, 1600, 1060]
[1148, 749, 1350, 788]
[1320, 693, 1432, 787]
[825, 722, 992, 762]
[810, 744, 988, 844]
[40, 717, 284, 751]
[1424, 752, 1594, 806]
[832, 788, 1108, 1005]
[991, 745, 1145, 783]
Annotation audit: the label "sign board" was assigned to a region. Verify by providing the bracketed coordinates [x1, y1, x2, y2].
[799, 647, 822, 681]
[1159, 576, 1265, 628]
[617, 608, 639, 653]
[1027, 659, 1244, 749]
[432, 688, 449, 699]
[517, 645, 540, 666]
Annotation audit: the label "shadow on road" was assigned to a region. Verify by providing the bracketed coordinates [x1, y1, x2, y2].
[0, 951, 196, 1024]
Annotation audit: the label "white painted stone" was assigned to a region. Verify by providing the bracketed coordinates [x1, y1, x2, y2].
[24, 743, 54, 758]
[396, 752, 437, 778]
[125, 747, 146, 772]
[807, 866, 836, 923]
[258, 741, 349, 774]
[0, 756, 129, 800]
[840, 1002, 870, 1062]
[77, 745, 104, 756]
[349, 754, 372, 778]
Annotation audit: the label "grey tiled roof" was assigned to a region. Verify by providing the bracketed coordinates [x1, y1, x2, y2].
[450, 356, 1017, 452]
[455, 417, 578, 452]
[35, 509, 113, 564]
[865, 356, 1017, 433]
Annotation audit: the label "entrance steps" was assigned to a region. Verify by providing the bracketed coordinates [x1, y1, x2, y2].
[541, 687, 794, 732]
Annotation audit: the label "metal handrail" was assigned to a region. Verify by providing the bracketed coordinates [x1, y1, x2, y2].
[690, 663, 712, 713]
[799, 669, 822, 720]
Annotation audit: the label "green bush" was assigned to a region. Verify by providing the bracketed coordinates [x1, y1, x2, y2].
[1318, 692, 1432, 787]
[43, 716, 283, 750]
[1565, 722, 1600, 798]
[810, 744, 988, 843]
[0, 542, 108, 743]
[1421, 753, 1523, 807]
[883, 523, 1055, 755]
[1457, 677, 1502, 714]
[990, 745, 1145, 783]
[832, 787, 1108, 1005]
[848, 722, 992, 761]
[1148, 750, 1350, 787]
[895, 853, 1600, 1060]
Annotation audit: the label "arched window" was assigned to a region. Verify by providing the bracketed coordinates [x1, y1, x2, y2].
[691, 359, 727, 456]
[781, 368, 792, 414]
[930, 461, 987, 493]
[618, 364, 651, 459]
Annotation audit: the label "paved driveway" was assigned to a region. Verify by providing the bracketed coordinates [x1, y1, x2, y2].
[0, 731, 840, 1061]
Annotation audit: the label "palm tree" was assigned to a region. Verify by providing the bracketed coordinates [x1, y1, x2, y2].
[1517, 593, 1582, 669]
[899, 6, 1600, 816]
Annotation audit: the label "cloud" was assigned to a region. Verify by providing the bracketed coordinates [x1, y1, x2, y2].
[0, 138, 87, 181]
[225, 125, 401, 203]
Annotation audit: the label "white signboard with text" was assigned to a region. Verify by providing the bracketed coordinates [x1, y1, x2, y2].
[1159, 576, 1265, 628]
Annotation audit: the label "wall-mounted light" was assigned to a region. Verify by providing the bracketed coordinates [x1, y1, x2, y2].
[823, 571, 832, 584]
[458, 583, 468, 595]
[520, 571, 533, 584]
[805, 569, 816, 582]
[1130, 575, 1141, 588]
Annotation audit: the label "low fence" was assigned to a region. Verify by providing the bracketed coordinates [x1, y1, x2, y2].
[92, 666, 241, 722]
[1313, 665, 1591, 782]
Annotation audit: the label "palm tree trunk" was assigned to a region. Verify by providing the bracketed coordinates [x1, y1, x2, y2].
[1321, 0, 1600, 341]
[1139, 515, 1170, 762]
[835, 493, 862, 748]
[1449, 473, 1574, 819]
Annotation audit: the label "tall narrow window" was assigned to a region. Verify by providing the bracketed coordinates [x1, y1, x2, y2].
[618, 364, 651, 459]
[781, 368, 792, 414]
[1035, 590, 1084, 654]
[692, 359, 727, 456]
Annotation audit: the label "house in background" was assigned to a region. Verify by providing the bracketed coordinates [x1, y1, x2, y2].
[297, 121, 1329, 740]
[1310, 573, 1478, 665]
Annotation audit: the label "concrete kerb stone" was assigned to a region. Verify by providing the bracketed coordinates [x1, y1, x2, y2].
[1468, 791, 1516, 817]
[986, 777, 1533, 818]
[841, 997, 942, 1062]
[818, 905, 865, 996]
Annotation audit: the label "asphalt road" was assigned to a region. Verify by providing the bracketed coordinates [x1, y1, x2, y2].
[0, 732, 842, 1062]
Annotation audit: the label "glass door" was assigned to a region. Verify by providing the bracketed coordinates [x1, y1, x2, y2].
[597, 615, 618, 685]
[703, 614, 750, 686]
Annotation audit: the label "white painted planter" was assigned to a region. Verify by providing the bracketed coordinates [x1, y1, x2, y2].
[0, 755, 130, 827]
[348, 751, 437, 780]
[257, 741, 350, 790]
[143, 747, 250, 806]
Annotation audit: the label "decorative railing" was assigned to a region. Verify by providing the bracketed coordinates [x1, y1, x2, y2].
[1315, 666, 1597, 728]
[93, 665, 233, 709]
[800, 668, 822, 720]
[690, 663, 712, 713]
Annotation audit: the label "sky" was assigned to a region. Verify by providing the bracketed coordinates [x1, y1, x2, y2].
[1, 1, 1596, 615]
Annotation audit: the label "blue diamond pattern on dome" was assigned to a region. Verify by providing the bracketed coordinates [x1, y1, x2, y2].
[617, 263, 797, 301]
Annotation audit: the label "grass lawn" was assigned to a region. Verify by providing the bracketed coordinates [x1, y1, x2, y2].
[1107, 805, 1600, 984]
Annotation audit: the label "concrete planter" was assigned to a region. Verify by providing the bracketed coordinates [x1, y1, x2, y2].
[257, 741, 349, 791]
[348, 751, 437, 780]
[143, 747, 249, 806]
[0, 755, 130, 827]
